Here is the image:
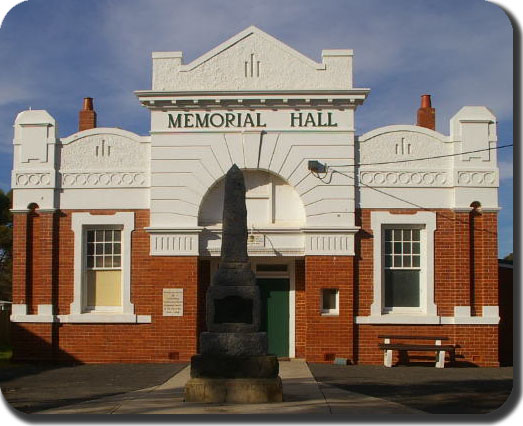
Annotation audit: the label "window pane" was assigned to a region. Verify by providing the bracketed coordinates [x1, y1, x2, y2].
[412, 229, 420, 241]
[113, 256, 121, 268]
[384, 270, 420, 307]
[95, 256, 104, 268]
[95, 243, 103, 254]
[393, 229, 402, 240]
[403, 256, 411, 267]
[402, 229, 411, 240]
[104, 243, 113, 254]
[87, 256, 94, 268]
[105, 256, 113, 268]
[403, 242, 411, 254]
[95, 230, 104, 241]
[114, 243, 121, 255]
[87, 243, 94, 255]
[385, 229, 392, 241]
[412, 255, 420, 267]
[114, 230, 121, 242]
[394, 242, 401, 254]
[105, 230, 113, 241]
[384, 242, 392, 254]
[322, 289, 337, 310]
[385, 255, 392, 267]
[413, 242, 420, 254]
[393, 255, 402, 267]
[87, 230, 95, 243]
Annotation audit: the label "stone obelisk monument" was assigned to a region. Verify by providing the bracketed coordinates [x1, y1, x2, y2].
[184, 165, 282, 403]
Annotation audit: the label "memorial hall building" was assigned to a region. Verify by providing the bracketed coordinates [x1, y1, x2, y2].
[10, 27, 500, 366]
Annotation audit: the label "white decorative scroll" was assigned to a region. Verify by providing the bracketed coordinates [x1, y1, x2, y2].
[60, 172, 148, 188]
[456, 170, 498, 186]
[13, 172, 53, 188]
[359, 170, 449, 187]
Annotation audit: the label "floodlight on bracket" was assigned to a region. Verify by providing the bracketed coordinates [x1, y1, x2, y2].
[308, 160, 327, 174]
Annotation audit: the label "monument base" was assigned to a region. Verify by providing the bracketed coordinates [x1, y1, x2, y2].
[190, 354, 278, 378]
[184, 377, 283, 403]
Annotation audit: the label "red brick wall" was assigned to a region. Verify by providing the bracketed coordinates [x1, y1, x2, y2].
[303, 256, 353, 363]
[354, 208, 499, 367]
[12, 209, 199, 363]
[11, 206, 499, 366]
[294, 259, 306, 358]
[11, 213, 28, 306]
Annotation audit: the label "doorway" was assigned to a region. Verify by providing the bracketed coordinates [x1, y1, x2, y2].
[257, 278, 290, 357]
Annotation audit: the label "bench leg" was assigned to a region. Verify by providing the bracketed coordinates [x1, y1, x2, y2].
[436, 350, 446, 368]
[384, 349, 393, 367]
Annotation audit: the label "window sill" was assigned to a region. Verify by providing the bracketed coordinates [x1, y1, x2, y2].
[321, 312, 339, 317]
[355, 314, 441, 324]
[11, 313, 152, 324]
[60, 313, 151, 323]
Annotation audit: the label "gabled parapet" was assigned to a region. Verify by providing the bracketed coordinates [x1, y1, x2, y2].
[150, 26, 355, 92]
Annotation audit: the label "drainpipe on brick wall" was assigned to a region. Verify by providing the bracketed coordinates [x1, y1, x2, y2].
[469, 201, 482, 315]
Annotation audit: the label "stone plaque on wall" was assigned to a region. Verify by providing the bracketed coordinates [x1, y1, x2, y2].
[163, 288, 183, 316]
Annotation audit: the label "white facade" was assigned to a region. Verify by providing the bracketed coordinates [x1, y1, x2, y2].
[11, 26, 499, 258]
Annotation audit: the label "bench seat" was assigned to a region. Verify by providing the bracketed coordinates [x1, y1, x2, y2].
[378, 336, 455, 368]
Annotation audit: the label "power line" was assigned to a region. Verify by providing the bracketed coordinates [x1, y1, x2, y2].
[329, 143, 513, 168]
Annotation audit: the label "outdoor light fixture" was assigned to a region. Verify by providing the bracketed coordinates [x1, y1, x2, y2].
[308, 160, 327, 173]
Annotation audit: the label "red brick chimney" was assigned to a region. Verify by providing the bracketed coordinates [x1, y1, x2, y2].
[79, 97, 97, 131]
[416, 94, 435, 130]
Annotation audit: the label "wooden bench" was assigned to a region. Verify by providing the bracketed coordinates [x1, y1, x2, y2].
[378, 335, 456, 368]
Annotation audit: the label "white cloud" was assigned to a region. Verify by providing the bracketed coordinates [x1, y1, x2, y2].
[499, 159, 513, 181]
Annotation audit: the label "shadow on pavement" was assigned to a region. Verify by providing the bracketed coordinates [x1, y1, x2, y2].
[0, 362, 188, 414]
[309, 363, 513, 414]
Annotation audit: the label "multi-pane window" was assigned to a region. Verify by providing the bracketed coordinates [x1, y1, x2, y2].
[86, 229, 122, 269]
[384, 228, 421, 309]
[85, 229, 122, 310]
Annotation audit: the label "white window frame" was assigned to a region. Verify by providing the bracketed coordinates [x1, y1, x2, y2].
[320, 288, 339, 316]
[84, 226, 124, 313]
[67, 212, 145, 323]
[362, 211, 438, 324]
[382, 225, 424, 314]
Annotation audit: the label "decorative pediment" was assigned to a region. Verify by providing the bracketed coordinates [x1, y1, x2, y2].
[60, 128, 148, 172]
[151, 26, 354, 92]
[358, 125, 452, 169]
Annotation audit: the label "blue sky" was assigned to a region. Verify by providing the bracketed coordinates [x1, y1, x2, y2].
[0, 0, 514, 256]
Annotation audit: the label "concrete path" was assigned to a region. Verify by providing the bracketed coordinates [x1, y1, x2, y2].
[38, 360, 422, 415]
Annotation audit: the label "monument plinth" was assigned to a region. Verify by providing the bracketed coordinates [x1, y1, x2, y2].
[184, 165, 283, 403]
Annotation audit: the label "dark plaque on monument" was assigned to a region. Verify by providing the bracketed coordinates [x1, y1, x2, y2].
[184, 165, 283, 403]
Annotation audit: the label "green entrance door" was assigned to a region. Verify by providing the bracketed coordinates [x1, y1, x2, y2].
[257, 278, 289, 357]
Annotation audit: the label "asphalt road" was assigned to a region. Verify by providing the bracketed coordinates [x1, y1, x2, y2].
[308, 363, 514, 414]
[0, 362, 187, 414]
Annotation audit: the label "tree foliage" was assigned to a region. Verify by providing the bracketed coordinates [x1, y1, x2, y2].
[0, 189, 12, 301]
